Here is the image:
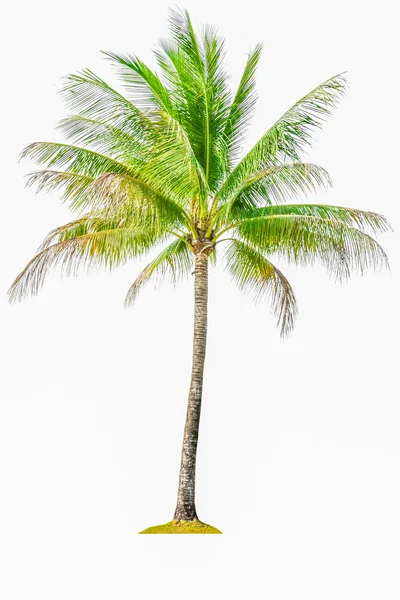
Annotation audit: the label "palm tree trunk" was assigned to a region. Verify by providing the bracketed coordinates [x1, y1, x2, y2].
[173, 251, 209, 521]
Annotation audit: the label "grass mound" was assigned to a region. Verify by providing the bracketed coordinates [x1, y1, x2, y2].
[139, 520, 222, 534]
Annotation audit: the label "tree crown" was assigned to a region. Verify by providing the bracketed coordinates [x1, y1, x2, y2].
[9, 8, 391, 336]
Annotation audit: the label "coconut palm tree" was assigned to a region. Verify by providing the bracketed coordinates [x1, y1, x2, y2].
[9, 8, 391, 533]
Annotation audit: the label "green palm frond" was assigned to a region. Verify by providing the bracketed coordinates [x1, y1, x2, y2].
[156, 20, 208, 174]
[20, 142, 134, 178]
[58, 71, 206, 202]
[124, 238, 194, 306]
[38, 210, 188, 252]
[102, 51, 177, 116]
[56, 116, 145, 164]
[38, 216, 97, 249]
[269, 73, 348, 161]
[218, 73, 348, 209]
[223, 43, 263, 165]
[140, 111, 209, 211]
[201, 21, 232, 186]
[29, 122, 206, 212]
[8, 225, 163, 303]
[85, 171, 191, 227]
[25, 170, 95, 211]
[213, 163, 332, 228]
[24, 163, 192, 226]
[224, 238, 298, 337]
[158, 8, 231, 189]
[156, 38, 203, 138]
[244, 204, 392, 235]
[233, 214, 389, 281]
[60, 69, 153, 137]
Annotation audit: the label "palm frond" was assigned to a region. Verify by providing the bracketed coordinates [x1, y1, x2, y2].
[140, 111, 209, 213]
[56, 116, 144, 165]
[8, 226, 163, 303]
[218, 73, 348, 208]
[245, 204, 393, 235]
[59, 68, 209, 203]
[20, 142, 134, 178]
[214, 163, 332, 227]
[124, 238, 194, 306]
[60, 69, 153, 138]
[234, 214, 389, 282]
[262, 73, 347, 161]
[269, 72, 348, 161]
[102, 50, 176, 116]
[85, 171, 192, 227]
[161, 8, 231, 189]
[156, 38, 203, 136]
[224, 238, 297, 337]
[157, 12, 208, 167]
[201, 21, 232, 186]
[223, 43, 263, 164]
[38, 216, 97, 249]
[25, 170, 94, 212]
[23, 149, 194, 228]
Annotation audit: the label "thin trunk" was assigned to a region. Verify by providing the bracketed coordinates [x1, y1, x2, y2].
[173, 251, 209, 521]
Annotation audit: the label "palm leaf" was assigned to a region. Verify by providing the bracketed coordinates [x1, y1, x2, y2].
[56, 115, 145, 165]
[25, 170, 95, 212]
[234, 214, 389, 282]
[20, 142, 134, 178]
[102, 50, 176, 116]
[224, 238, 298, 337]
[60, 69, 153, 138]
[218, 73, 348, 210]
[245, 204, 392, 235]
[124, 238, 194, 306]
[162, 8, 231, 189]
[140, 111, 209, 212]
[213, 163, 332, 228]
[85, 171, 192, 227]
[8, 226, 163, 303]
[223, 43, 263, 164]
[38, 216, 98, 249]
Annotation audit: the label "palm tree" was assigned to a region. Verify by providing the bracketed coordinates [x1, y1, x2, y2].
[9, 8, 391, 533]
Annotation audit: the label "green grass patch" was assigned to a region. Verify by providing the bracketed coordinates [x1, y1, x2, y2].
[139, 520, 222, 534]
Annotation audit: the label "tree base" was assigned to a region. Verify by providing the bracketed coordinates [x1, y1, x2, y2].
[139, 520, 222, 534]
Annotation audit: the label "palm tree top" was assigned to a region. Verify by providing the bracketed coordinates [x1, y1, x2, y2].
[9, 7, 391, 337]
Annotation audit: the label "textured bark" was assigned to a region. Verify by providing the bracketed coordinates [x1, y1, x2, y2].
[173, 251, 209, 521]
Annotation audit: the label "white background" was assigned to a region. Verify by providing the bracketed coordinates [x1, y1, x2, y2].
[1, 0, 399, 598]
